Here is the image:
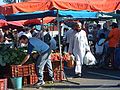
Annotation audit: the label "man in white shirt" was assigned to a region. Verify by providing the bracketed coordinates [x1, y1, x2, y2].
[68, 22, 90, 78]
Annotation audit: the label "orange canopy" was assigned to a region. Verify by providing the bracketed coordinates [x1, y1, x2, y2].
[0, 0, 120, 15]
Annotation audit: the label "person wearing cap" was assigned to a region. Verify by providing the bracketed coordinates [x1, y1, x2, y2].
[68, 22, 90, 78]
[100, 22, 120, 69]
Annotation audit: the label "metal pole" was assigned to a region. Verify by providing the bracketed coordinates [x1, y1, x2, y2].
[57, 9, 63, 81]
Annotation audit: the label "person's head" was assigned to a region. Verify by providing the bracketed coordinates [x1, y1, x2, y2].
[73, 22, 82, 32]
[19, 35, 28, 44]
[97, 24, 101, 29]
[64, 28, 69, 32]
[103, 23, 108, 30]
[110, 22, 118, 29]
[23, 26, 31, 33]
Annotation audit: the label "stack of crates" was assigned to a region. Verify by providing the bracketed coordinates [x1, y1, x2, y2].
[44, 60, 65, 81]
[10, 63, 38, 86]
[10, 61, 65, 86]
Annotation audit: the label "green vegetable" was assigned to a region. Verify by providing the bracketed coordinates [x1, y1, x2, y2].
[0, 45, 28, 66]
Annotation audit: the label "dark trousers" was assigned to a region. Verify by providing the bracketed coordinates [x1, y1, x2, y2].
[104, 47, 115, 67]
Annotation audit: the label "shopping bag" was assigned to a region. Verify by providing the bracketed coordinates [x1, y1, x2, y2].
[83, 51, 97, 65]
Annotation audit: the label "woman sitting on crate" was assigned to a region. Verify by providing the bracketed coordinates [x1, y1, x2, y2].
[19, 35, 54, 86]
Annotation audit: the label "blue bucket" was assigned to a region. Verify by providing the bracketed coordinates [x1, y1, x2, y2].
[11, 77, 22, 90]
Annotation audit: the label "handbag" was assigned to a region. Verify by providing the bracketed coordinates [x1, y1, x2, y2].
[83, 51, 97, 65]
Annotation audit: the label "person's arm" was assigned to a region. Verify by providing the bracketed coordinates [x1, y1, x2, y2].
[21, 54, 30, 65]
[21, 42, 34, 65]
[100, 33, 113, 46]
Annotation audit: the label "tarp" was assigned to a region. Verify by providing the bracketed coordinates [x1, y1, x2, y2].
[5, 10, 98, 21]
[0, 20, 7, 27]
[0, 0, 120, 15]
[0, 14, 6, 20]
[5, 10, 57, 21]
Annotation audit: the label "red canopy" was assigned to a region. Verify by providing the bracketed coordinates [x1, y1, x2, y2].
[0, 20, 8, 27]
[7, 21, 23, 27]
[24, 19, 42, 25]
[24, 17, 55, 25]
[0, 0, 120, 15]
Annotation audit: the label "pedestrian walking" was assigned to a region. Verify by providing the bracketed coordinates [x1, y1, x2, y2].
[68, 22, 90, 77]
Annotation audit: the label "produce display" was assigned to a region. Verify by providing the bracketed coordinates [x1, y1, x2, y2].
[50, 52, 70, 61]
[0, 44, 27, 66]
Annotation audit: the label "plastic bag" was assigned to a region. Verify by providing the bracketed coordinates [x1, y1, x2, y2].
[83, 51, 97, 65]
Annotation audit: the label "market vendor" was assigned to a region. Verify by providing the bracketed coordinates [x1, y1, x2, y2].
[19, 35, 54, 86]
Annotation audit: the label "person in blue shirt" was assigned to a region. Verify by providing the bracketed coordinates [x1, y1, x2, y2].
[19, 35, 54, 86]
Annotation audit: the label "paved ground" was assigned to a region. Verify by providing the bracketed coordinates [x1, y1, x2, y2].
[9, 66, 120, 90]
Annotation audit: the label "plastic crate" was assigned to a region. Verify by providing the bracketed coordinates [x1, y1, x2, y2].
[52, 61, 64, 71]
[11, 63, 36, 77]
[29, 74, 38, 85]
[22, 74, 38, 86]
[43, 70, 65, 81]
[11, 65, 29, 77]
[0, 78, 7, 90]
[29, 64, 36, 75]
[54, 70, 65, 81]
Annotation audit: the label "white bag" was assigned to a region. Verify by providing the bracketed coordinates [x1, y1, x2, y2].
[83, 51, 97, 65]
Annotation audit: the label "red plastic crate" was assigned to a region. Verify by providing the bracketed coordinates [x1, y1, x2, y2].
[0, 78, 7, 90]
[22, 76, 29, 86]
[54, 70, 65, 81]
[29, 64, 36, 75]
[11, 65, 29, 77]
[22, 74, 38, 86]
[52, 61, 64, 71]
[11, 63, 36, 77]
[29, 74, 38, 85]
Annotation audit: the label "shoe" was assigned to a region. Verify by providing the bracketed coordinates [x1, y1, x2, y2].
[48, 77, 54, 83]
[74, 73, 82, 78]
[34, 80, 45, 86]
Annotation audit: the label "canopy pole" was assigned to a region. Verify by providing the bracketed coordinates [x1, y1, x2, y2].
[41, 18, 44, 30]
[56, 10, 81, 85]
[57, 9, 64, 81]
